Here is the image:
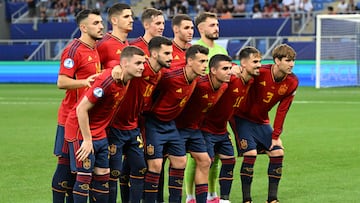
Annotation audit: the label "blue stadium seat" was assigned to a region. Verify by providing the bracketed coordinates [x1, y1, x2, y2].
[0, 44, 39, 60]
[227, 39, 246, 58]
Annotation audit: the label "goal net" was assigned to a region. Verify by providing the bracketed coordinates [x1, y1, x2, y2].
[315, 14, 360, 88]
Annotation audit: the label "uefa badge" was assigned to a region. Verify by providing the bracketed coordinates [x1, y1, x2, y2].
[63, 58, 74, 69]
[93, 87, 104, 98]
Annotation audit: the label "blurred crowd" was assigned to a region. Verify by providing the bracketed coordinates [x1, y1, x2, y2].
[17, 0, 360, 23]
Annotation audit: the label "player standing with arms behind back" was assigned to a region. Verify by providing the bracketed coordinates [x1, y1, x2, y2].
[96, 3, 133, 67]
[232, 44, 298, 203]
[130, 8, 165, 58]
[51, 8, 104, 203]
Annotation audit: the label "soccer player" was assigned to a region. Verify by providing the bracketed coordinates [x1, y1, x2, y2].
[97, 3, 133, 67]
[130, 8, 165, 57]
[194, 12, 228, 69]
[51, 9, 104, 203]
[117, 8, 165, 203]
[201, 47, 262, 203]
[143, 44, 209, 203]
[186, 11, 229, 203]
[107, 36, 173, 203]
[154, 13, 195, 203]
[176, 54, 232, 203]
[171, 14, 194, 69]
[64, 46, 146, 203]
[233, 44, 298, 203]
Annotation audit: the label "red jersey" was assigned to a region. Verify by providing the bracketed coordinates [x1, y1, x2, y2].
[110, 60, 162, 130]
[96, 32, 129, 68]
[151, 67, 197, 122]
[176, 75, 228, 129]
[130, 37, 150, 58]
[236, 64, 299, 139]
[65, 68, 130, 142]
[57, 39, 102, 125]
[201, 75, 253, 134]
[170, 41, 190, 69]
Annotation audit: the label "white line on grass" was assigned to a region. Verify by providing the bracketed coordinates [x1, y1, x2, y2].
[0, 101, 60, 105]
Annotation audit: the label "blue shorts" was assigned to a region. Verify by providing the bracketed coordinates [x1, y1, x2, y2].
[68, 138, 109, 173]
[107, 127, 146, 173]
[145, 116, 186, 159]
[53, 125, 69, 158]
[233, 116, 279, 155]
[202, 131, 234, 159]
[178, 128, 207, 153]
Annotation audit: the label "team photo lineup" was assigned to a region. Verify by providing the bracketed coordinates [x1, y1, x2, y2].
[51, 3, 298, 203]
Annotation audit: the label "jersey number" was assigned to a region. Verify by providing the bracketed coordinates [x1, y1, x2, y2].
[233, 96, 244, 108]
[143, 85, 153, 97]
[202, 103, 213, 113]
[263, 92, 274, 103]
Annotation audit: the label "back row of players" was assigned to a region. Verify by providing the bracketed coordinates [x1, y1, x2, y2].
[51, 3, 298, 203]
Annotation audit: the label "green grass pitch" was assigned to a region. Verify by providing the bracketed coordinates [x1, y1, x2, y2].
[0, 84, 359, 202]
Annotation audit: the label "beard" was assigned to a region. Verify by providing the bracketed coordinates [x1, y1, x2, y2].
[158, 60, 171, 68]
[205, 33, 219, 40]
[90, 33, 103, 41]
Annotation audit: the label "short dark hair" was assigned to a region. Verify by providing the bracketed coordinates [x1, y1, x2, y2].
[75, 9, 101, 25]
[238, 46, 261, 60]
[148, 36, 173, 53]
[120, 46, 145, 60]
[209, 54, 232, 69]
[186, 44, 209, 61]
[107, 3, 131, 19]
[141, 8, 163, 24]
[194, 12, 217, 28]
[172, 14, 192, 27]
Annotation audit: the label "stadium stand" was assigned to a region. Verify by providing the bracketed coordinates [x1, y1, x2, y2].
[4, 0, 348, 61]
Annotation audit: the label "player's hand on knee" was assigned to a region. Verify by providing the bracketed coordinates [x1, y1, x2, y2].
[270, 138, 284, 151]
[76, 140, 94, 161]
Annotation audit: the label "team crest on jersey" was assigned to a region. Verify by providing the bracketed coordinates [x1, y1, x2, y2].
[240, 139, 248, 150]
[109, 144, 117, 155]
[116, 49, 121, 55]
[93, 87, 104, 98]
[147, 144, 154, 156]
[202, 94, 208, 99]
[63, 58, 74, 69]
[278, 84, 288, 95]
[259, 81, 266, 86]
[174, 55, 180, 60]
[144, 76, 150, 81]
[88, 56, 93, 61]
[233, 88, 239, 93]
[83, 158, 91, 170]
